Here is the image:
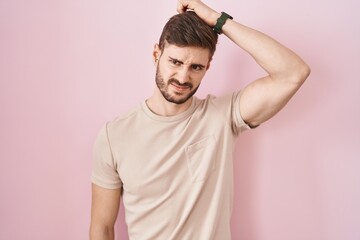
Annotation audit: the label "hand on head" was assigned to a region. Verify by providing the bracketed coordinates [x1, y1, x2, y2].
[176, 0, 220, 27]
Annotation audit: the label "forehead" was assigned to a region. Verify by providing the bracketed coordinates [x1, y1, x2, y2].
[162, 44, 211, 64]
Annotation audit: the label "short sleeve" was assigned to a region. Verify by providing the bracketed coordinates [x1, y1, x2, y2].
[91, 123, 122, 189]
[230, 91, 251, 136]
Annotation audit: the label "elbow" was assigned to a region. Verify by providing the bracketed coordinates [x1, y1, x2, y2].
[301, 63, 311, 83]
[291, 62, 311, 86]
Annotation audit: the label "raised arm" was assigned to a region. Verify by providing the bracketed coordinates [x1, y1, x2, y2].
[90, 184, 121, 240]
[177, 0, 311, 127]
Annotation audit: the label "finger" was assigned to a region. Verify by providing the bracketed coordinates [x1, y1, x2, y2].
[176, 1, 187, 13]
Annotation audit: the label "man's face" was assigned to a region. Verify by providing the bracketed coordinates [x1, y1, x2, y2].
[154, 43, 211, 104]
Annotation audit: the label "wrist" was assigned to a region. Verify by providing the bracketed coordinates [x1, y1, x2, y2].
[192, 1, 220, 27]
[210, 12, 222, 27]
[213, 12, 233, 35]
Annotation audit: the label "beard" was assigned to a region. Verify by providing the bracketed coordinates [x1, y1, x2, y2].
[155, 65, 199, 105]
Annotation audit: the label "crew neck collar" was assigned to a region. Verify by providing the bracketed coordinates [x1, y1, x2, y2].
[142, 97, 198, 122]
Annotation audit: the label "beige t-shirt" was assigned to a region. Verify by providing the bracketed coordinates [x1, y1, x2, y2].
[92, 92, 250, 240]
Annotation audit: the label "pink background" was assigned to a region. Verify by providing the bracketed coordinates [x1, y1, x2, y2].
[1, 0, 359, 239]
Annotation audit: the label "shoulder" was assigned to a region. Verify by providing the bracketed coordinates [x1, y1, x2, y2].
[106, 104, 142, 131]
[191, 93, 235, 122]
[196, 91, 241, 110]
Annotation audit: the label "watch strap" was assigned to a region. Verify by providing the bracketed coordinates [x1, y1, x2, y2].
[213, 12, 233, 35]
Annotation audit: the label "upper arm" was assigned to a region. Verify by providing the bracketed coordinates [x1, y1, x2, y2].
[239, 75, 306, 127]
[90, 184, 121, 236]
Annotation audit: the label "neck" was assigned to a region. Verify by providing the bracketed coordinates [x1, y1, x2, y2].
[146, 89, 193, 117]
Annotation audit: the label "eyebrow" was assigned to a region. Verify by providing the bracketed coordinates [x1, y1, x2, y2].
[169, 57, 206, 69]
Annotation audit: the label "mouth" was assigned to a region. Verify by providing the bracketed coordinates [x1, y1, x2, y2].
[171, 83, 190, 92]
[169, 79, 192, 92]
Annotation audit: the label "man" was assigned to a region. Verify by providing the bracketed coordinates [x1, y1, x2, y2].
[90, 0, 310, 239]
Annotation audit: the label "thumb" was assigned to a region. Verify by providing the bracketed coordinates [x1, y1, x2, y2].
[177, 0, 194, 13]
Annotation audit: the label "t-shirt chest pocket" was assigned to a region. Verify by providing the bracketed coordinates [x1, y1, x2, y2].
[185, 136, 216, 183]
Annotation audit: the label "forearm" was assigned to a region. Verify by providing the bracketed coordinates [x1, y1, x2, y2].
[221, 19, 310, 82]
[89, 225, 114, 240]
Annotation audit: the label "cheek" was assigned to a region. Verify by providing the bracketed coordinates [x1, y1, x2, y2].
[158, 63, 172, 78]
[192, 73, 206, 85]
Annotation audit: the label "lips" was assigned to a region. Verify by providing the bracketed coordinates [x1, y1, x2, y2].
[171, 83, 189, 91]
[169, 79, 192, 92]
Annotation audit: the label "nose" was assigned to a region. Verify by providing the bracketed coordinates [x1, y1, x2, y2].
[176, 67, 190, 84]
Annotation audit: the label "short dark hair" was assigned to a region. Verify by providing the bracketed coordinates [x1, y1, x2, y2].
[158, 11, 218, 59]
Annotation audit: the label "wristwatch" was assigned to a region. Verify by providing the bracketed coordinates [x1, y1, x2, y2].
[213, 12, 233, 35]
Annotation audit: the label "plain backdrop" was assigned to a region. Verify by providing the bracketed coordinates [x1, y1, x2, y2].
[1, 0, 359, 239]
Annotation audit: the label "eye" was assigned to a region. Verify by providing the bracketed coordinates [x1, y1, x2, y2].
[170, 59, 181, 65]
[191, 64, 205, 71]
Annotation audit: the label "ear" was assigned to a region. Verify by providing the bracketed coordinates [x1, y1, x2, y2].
[153, 43, 161, 65]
